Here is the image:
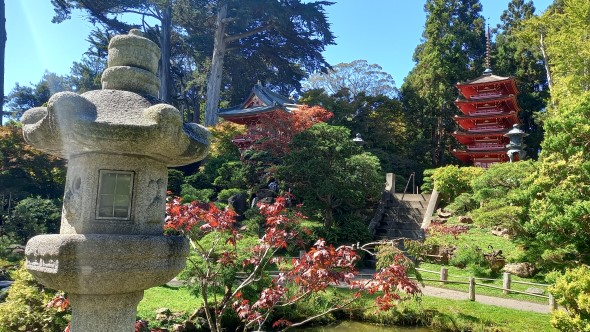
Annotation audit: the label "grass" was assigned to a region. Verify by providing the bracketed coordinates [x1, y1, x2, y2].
[137, 285, 200, 322]
[415, 224, 552, 305]
[137, 284, 556, 331]
[416, 262, 551, 304]
[410, 296, 555, 332]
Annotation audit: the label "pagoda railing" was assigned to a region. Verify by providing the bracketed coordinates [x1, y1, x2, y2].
[467, 143, 505, 151]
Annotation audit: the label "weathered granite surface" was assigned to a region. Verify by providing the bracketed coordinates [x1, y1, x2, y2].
[22, 30, 209, 332]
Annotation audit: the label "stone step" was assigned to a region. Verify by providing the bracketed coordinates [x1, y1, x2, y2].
[378, 221, 422, 230]
[393, 193, 431, 202]
[375, 229, 424, 240]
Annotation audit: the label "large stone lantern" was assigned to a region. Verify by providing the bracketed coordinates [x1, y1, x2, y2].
[21, 30, 209, 332]
[504, 124, 528, 162]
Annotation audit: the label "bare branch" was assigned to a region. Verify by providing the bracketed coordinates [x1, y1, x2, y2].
[224, 24, 272, 43]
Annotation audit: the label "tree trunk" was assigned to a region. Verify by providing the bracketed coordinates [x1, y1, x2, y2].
[192, 96, 200, 123]
[0, 0, 5, 126]
[159, 3, 172, 102]
[539, 31, 554, 104]
[204, 4, 228, 127]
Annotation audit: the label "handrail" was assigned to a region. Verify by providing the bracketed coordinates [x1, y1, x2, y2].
[401, 172, 416, 200]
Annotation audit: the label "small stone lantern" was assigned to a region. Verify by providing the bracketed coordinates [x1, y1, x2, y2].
[21, 30, 209, 332]
[504, 124, 528, 162]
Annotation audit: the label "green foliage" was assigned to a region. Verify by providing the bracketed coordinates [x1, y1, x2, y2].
[180, 184, 214, 204]
[167, 169, 185, 195]
[431, 165, 484, 206]
[0, 265, 69, 332]
[445, 192, 477, 215]
[209, 122, 246, 160]
[303, 60, 397, 99]
[217, 188, 245, 203]
[469, 161, 537, 233]
[279, 123, 382, 229]
[449, 245, 493, 277]
[420, 169, 435, 193]
[213, 161, 249, 190]
[0, 125, 66, 200]
[6, 197, 61, 245]
[400, 0, 485, 166]
[524, 93, 590, 267]
[320, 217, 373, 247]
[548, 266, 590, 331]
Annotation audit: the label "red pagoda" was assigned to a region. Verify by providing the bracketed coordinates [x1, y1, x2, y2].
[451, 29, 523, 168]
[218, 84, 298, 149]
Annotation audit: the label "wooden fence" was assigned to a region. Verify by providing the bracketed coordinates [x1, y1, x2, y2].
[413, 267, 557, 310]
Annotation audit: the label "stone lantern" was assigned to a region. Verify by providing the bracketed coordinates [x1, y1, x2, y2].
[21, 30, 209, 332]
[504, 124, 528, 162]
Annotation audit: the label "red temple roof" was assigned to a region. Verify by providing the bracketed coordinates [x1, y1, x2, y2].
[218, 84, 298, 125]
[453, 112, 520, 131]
[454, 94, 520, 116]
[451, 130, 510, 146]
[456, 73, 519, 100]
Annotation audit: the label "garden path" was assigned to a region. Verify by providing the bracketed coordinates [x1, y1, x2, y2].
[420, 285, 552, 313]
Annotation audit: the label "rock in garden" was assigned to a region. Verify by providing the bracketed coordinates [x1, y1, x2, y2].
[437, 208, 452, 218]
[504, 262, 537, 278]
[458, 216, 473, 224]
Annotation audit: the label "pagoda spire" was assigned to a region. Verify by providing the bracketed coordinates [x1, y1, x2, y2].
[484, 24, 492, 74]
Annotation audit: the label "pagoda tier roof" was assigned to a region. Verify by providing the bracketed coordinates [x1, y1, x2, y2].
[219, 84, 298, 125]
[452, 149, 512, 164]
[453, 112, 519, 131]
[454, 94, 520, 115]
[456, 72, 519, 99]
[451, 130, 510, 145]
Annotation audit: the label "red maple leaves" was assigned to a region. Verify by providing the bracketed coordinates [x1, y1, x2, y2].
[242, 105, 333, 157]
[165, 194, 421, 331]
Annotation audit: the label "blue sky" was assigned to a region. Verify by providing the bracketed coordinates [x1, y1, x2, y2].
[6, 0, 552, 95]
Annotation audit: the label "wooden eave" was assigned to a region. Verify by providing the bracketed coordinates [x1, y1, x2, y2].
[454, 95, 521, 115]
[456, 77, 519, 99]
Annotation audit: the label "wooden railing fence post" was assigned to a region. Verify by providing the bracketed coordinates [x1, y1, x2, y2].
[503, 272, 511, 294]
[440, 267, 448, 284]
[549, 294, 557, 310]
[469, 277, 475, 301]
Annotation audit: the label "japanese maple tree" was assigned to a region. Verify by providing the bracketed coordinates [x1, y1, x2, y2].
[243, 104, 333, 158]
[165, 194, 421, 332]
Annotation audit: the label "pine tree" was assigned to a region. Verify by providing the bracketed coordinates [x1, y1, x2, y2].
[400, 0, 485, 167]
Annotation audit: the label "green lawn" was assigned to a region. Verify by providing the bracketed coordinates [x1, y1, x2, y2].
[416, 262, 551, 304]
[137, 284, 556, 331]
[137, 285, 200, 321]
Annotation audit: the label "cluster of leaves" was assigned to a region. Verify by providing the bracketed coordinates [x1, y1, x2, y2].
[430, 165, 484, 207]
[0, 265, 69, 332]
[244, 105, 333, 160]
[0, 124, 65, 200]
[548, 265, 590, 331]
[165, 195, 420, 331]
[278, 123, 382, 229]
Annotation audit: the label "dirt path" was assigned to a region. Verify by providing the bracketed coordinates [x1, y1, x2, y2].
[420, 285, 552, 314]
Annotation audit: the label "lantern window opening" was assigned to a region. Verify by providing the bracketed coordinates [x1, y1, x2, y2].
[96, 170, 134, 220]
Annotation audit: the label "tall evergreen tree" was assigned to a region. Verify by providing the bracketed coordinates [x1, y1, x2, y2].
[493, 0, 548, 159]
[200, 0, 334, 126]
[400, 0, 485, 167]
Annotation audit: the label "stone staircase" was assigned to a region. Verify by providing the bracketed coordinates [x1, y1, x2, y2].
[370, 191, 431, 241]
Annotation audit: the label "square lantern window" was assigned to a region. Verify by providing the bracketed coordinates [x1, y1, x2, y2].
[97, 170, 134, 220]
